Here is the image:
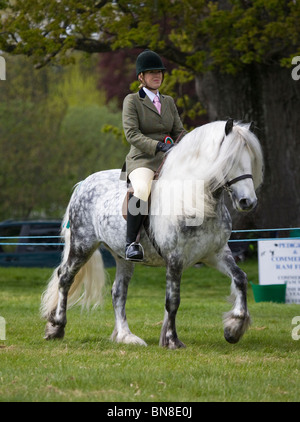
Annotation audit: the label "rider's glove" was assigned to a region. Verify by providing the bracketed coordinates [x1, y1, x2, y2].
[155, 141, 175, 154]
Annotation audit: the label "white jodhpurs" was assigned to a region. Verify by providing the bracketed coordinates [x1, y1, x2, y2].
[128, 167, 155, 202]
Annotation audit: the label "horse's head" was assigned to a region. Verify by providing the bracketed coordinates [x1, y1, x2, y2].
[223, 119, 260, 212]
[157, 119, 263, 217]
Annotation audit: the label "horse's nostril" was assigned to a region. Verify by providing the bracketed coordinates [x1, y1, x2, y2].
[239, 198, 257, 210]
[239, 198, 253, 210]
[239, 198, 250, 208]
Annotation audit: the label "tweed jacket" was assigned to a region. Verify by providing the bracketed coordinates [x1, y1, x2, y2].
[120, 88, 186, 180]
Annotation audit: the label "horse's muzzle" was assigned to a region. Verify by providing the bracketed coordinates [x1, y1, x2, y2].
[238, 197, 257, 211]
[231, 192, 257, 212]
[234, 198, 257, 212]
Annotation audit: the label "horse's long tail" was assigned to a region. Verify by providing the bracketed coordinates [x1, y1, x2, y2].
[40, 203, 107, 320]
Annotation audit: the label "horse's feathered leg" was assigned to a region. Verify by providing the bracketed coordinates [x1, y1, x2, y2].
[44, 247, 95, 340]
[111, 257, 147, 346]
[159, 260, 185, 349]
[205, 245, 251, 344]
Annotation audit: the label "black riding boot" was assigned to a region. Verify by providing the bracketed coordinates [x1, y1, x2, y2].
[125, 195, 147, 261]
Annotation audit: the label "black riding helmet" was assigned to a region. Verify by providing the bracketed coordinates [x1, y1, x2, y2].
[136, 49, 166, 78]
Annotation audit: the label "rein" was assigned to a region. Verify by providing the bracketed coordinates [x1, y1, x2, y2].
[154, 130, 185, 180]
[224, 174, 253, 192]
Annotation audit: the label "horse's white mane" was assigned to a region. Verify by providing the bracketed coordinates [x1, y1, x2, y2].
[150, 121, 264, 224]
[161, 121, 263, 189]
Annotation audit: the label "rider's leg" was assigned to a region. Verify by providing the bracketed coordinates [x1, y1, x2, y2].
[125, 167, 154, 261]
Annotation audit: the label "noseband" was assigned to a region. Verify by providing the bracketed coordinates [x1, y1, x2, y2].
[224, 174, 253, 192]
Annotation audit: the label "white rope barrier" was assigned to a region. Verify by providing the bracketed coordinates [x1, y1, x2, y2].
[0, 228, 299, 247]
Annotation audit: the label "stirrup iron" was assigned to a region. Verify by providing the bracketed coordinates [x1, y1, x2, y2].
[125, 241, 144, 262]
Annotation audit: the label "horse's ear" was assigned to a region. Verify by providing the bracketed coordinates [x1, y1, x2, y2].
[225, 119, 234, 136]
[249, 121, 255, 132]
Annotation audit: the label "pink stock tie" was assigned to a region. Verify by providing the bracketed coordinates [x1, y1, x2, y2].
[153, 95, 161, 114]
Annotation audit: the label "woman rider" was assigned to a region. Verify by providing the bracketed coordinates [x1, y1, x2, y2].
[121, 49, 187, 261]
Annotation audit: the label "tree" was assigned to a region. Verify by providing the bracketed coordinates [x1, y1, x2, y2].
[0, 55, 66, 219]
[1, 1, 298, 70]
[1, 0, 300, 228]
[0, 54, 127, 219]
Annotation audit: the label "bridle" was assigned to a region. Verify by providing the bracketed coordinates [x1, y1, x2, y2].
[223, 174, 253, 193]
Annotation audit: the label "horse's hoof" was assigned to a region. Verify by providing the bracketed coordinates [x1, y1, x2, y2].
[169, 339, 186, 349]
[160, 337, 186, 349]
[224, 327, 239, 344]
[223, 311, 251, 344]
[111, 331, 147, 346]
[44, 322, 65, 340]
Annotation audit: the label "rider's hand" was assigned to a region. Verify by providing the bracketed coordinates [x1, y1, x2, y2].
[155, 141, 175, 154]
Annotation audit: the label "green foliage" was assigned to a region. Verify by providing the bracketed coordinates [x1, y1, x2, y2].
[1, 0, 299, 134]
[0, 54, 127, 219]
[1, 0, 299, 72]
[58, 104, 127, 181]
[102, 124, 127, 146]
[50, 56, 106, 107]
[0, 102, 66, 217]
[1, 0, 299, 222]
[163, 68, 206, 126]
[0, 56, 67, 218]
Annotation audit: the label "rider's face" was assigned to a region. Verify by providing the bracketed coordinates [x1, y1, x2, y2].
[139, 70, 163, 92]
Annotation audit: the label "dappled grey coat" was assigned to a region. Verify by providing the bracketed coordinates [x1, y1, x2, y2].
[120, 88, 186, 180]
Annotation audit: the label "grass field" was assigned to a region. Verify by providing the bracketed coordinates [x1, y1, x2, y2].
[0, 260, 299, 402]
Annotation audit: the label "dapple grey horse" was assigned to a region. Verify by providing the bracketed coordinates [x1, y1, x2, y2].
[41, 120, 263, 348]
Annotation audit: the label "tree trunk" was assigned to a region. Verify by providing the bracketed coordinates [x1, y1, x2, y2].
[195, 65, 300, 230]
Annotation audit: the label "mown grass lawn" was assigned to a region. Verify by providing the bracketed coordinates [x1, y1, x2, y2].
[0, 260, 299, 402]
